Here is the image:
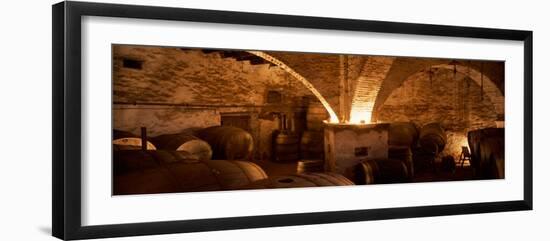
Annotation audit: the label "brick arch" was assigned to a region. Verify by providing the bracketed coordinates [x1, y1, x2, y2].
[246, 51, 340, 123]
[373, 64, 504, 121]
[431, 64, 504, 116]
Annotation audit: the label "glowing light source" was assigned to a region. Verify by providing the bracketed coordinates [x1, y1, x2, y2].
[346, 57, 395, 124]
[349, 110, 373, 125]
[460, 136, 470, 150]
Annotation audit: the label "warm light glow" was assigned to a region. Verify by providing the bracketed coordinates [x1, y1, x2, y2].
[345, 57, 395, 125]
[349, 110, 373, 124]
[247, 51, 340, 123]
[349, 97, 374, 124]
[348, 79, 378, 124]
[327, 112, 340, 123]
[460, 136, 470, 150]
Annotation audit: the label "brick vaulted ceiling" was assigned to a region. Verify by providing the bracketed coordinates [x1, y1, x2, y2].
[264, 51, 504, 123]
[115, 46, 504, 124]
[267, 51, 342, 98]
[184, 49, 505, 122]
[372, 58, 504, 120]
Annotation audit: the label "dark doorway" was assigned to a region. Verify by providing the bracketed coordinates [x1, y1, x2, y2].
[221, 114, 251, 132]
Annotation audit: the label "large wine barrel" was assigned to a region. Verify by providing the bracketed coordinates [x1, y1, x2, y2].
[388, 146, 414, 178]
[300, 131, 324, 159]
[467, 128, 504, 179]
[152, 133, 212, 161]
[197, 126, 254, 160]
[113, 150, 268, 195]
[389, 122, 419, 147]
[412, 146, 437, 172]
[441, 155, 456, 172]
[273, 132, 300, 162]
[114, 168, 182, 195]
[114, 150, 162, 175]
[355, 159, 410, 185]
[114, 150, 208, 176]
[243, 173, 354, 189]
[306, 102, 329, 131]
[419, 123, 447, 154]
[113, 150, 202, 195]
[297, 159, 325, 173]
[113, 129, 156, 151]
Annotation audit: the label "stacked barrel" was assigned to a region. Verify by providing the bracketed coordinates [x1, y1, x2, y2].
[300, 131, 324, 160]
[113, 150, 268, 195]
[197, 126, 254, 161]
[297, 102, 329, 171]
[112, 126, 262, 195]
[270, 101, 327, 167]
[273, 131, 300, 162]
[243, 173, 354, 189]
[413, 122, 447, 172]
[467, 128, 504, 179]
[355, 159, 410, 185]
[418, 123, 447, 155]
[353, 122, 418, 184]
[388, 122, 418, 178]
[354, 122, 450, 184]
[296, 159, 325, 173]
[152, 132, 212, 161]
[113, 123, 356, 195]
[113, 130, 157, 151]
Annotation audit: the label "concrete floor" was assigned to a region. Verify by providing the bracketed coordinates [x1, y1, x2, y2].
[253, 158, 478, 184]
[413, 165, 476, 183]
[253, 159, 299, 177]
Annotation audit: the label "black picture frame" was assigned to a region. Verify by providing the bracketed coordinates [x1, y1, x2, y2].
[52, 1, 533, 240]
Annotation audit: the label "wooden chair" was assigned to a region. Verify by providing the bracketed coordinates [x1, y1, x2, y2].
[459, 146, 471, 168]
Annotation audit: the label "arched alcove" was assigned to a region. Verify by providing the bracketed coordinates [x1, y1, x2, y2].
[247, 51, 339, 123]
[375, 67, 500, 157]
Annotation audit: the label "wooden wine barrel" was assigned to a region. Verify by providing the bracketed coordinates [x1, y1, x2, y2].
[274, 132, 300, 162]
[113, 150, 268, 195]
[355, 159, 410, 185]
[113, 150, 160, 175]
[306, 102, 329, 131]
[412, 146, 437, 172]
[113, 150, 201, 175]
[388, 146, 414, 178]
[297, 159, 325, 173]
[419, 123, 447, 154]
[113, 150, 202, 195]
[467, 128, 504, 179]
[389, 122, 419, 147]
[199, 160, 268, 189]
[300, 131, 324, 159]
[243, 173, 354, 189]
[152, 133, 212, 161]
[484, 143, 504, 179]
[114, 168, 181, 195]
[197, 126, 254, 160]
[441, 155, 456, 172]
[113, 129, 156, 151]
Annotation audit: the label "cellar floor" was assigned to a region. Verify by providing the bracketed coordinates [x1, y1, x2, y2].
[253, 159, 479, 184]
[412, 163, 477, 183]
[253, 159, 298, 177]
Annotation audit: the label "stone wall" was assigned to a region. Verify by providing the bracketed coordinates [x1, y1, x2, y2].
[113, 46, 316, 159]
[324, 123, 389, 179]
[113, 46, 313, 105]
[373, 58, 504, 119]
[267, 52, 371, 117]
[376, 68, 499, 158]
[113, 105, 220, 137]
[112, 45, 504, 162]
